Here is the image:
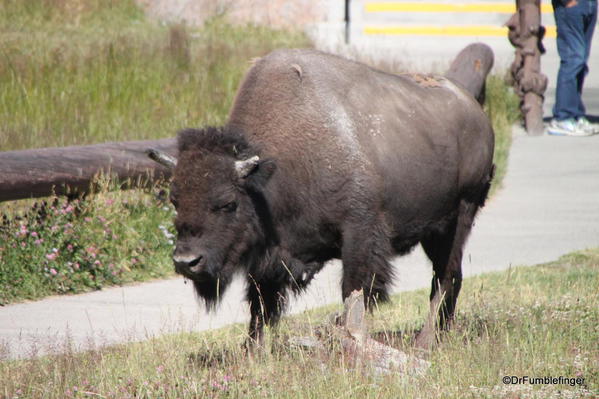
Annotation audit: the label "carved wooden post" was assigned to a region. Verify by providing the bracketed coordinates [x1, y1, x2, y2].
[344, 0, 351, 44]
[506, 0, 548, 135]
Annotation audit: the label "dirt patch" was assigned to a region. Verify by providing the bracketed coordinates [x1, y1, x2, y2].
[135, 0, 330, 29]
[406, 73, 443, 88]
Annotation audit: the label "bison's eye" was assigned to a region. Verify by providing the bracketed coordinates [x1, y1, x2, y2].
[218, 201, 237, 213]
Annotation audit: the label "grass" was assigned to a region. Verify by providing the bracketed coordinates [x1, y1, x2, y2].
[0, 180, 176, 304]
[483, 74, 520, 195]
[0, 0, 519, 304]
[0, 0, 308, 303]
[1, 248, 597, 398]
[0, 0, 309, 150]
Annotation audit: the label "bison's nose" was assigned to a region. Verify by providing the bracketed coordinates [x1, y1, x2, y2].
[173, 254, 205, 274]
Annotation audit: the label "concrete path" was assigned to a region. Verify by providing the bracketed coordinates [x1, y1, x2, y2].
[2, 4, 599, 359]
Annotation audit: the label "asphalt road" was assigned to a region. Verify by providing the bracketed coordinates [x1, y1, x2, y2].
[2, 2, 599, 359]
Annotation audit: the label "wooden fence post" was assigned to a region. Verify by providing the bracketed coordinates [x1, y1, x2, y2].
[344, 0, 351, 44]
[506, 0, 548, 135]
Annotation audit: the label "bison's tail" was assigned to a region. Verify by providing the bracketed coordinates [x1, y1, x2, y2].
[462, 163, 495, 209]
[478, 164, 495, 208]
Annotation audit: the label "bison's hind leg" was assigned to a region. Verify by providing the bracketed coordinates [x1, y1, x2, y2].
[415, 197, 482, 350]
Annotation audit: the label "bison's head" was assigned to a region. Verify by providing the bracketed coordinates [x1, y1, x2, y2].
[160, 127, 276, 307]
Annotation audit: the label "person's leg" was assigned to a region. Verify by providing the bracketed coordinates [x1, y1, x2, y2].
[582, 0, 597, 65]
[575, 0, 598, 117]
[553, 2, 588, 121]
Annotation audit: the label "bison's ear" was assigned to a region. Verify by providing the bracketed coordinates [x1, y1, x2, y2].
[237, 157, 276, 188]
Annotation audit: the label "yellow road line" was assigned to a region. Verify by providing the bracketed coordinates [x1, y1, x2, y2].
[365, 2, 554, 14]
[364, 25, 557, 37]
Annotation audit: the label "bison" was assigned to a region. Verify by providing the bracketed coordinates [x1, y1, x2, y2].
[151, 49, 494, 349]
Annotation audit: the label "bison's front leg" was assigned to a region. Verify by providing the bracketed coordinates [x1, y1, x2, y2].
[340, 222, 394, 309]
[246, 277, 287, 346]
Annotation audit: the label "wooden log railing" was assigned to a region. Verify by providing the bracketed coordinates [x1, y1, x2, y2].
[445, 42, 494, 106]
[0, 43, 494, 203]
[0, 139, 176, 203]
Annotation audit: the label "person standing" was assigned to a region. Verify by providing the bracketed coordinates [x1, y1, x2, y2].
[548, 0, 598, 136]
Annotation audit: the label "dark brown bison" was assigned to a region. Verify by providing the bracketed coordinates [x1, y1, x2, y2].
[152, 49, 494, 349]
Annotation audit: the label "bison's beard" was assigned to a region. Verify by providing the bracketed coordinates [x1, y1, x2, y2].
[191, 272, 233, 310]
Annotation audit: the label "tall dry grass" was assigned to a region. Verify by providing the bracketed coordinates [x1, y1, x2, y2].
[0, 0, 309, 303]
[0, 0, 309, 151]
[1, 249, 597, 398]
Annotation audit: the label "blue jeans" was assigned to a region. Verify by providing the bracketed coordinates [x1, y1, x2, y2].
[552, 0, 597, 120]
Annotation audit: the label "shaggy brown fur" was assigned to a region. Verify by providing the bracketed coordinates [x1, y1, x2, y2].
[169, 49, 495, 347]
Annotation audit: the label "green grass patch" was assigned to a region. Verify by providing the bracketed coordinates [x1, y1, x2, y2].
[0, 181, 176, 304]
[0, 0, 309, 150]
[484, 74, 520, 195]
[0, 0, 308, 303]
[2, 249, 597, 398]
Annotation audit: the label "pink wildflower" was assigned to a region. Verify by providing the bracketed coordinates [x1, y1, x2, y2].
[46, 252, 58, 261]
[86, 246, 98, 258]
[50, 268, 58, 276]
[30, 231, 38, 238]
[60, 205, 74, 215]
[17, 225, 28, 237]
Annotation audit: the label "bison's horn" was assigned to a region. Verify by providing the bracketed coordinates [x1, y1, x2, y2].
[235, 155, 260, 178]
[146, 148, 177, 169]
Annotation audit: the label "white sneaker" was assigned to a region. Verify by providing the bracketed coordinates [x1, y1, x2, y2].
[547, 118, 593, 137]
[577, 117, 599, 135]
